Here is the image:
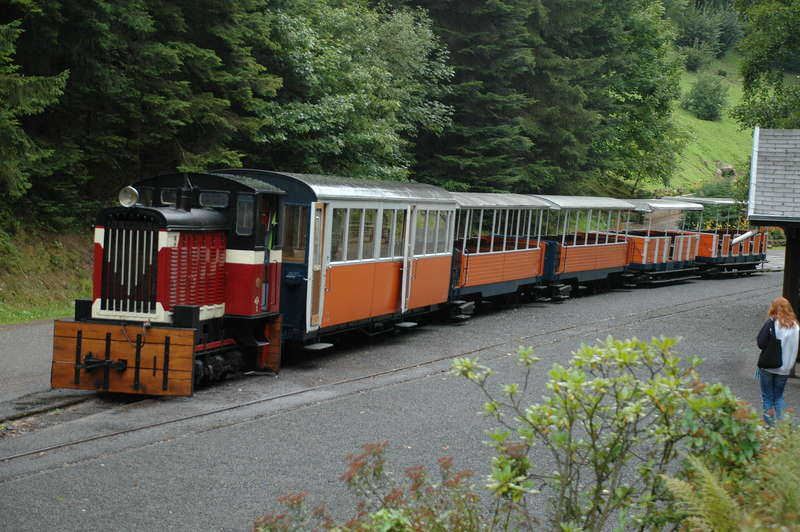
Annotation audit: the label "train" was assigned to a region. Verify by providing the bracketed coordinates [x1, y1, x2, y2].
[51, 170, 768, 396]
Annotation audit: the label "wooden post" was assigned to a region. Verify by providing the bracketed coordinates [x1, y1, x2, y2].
[783, 227, 800, 313]
[782, 226, 800, 377]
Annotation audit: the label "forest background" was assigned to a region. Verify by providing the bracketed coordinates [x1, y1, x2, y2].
[0, 0, 798, 321]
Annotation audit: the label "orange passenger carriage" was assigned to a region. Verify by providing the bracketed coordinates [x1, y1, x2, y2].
[449, 193, 556, 302]
[218, 171, 462, 349]
[663, 196, 768, 276]
[617, 198, 704, 286]
[531, 196, 635, 293]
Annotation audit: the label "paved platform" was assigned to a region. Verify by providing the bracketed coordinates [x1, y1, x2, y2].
[0, 271, 792, 531]
[761, 247, 785, 271]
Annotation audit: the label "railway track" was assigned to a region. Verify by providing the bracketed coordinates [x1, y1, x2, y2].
[0, 283, 768, 465]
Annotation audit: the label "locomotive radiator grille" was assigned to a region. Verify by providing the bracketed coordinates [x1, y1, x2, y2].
[168, 232, 226, 309]
[101, 220, 159, 314]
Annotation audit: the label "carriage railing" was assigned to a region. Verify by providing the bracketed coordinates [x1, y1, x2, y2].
[697, 229, 768, 259]
[455, 235, 543, 254]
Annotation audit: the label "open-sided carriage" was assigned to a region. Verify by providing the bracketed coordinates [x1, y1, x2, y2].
[664, 196, 767, 276]
[532, 196, 635, 294]
[619, 198, 704, 286]
[449, 193, 556, 301]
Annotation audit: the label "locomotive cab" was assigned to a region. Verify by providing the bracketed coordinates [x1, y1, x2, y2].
[51, 172, 285, 396]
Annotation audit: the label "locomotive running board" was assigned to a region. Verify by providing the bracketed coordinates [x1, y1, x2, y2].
[304, 342, 334, 351]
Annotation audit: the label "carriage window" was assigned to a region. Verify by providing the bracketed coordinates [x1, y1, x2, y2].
[467, 210, 480, 253]
[331, 208, 347, 262]
[363, 209, 377, 260]
[394, 210, 406, 257]
[281, 205, 308, 263]
[414, 210, 428, 255]
[200, 191, 229, 208]
[161, 188, 177, 205]
[380, 209, 394, 258]
[427, 211, 439, 254]
[436, 211, 449, 253]
[236, 194, 255, 236]
[478, 209, 497, 253]
[347, 209, 363, 260]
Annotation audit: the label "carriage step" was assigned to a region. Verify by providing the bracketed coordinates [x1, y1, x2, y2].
[452, 314, 471, 321]
[395, 321, 418, 329]
[304, 342, 334, 351]
[644, 275, 697, 285]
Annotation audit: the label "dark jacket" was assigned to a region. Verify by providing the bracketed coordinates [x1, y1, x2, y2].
[757, 318, 773, 350]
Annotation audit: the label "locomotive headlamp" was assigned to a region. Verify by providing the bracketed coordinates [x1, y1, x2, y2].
[118, 186, 139, 207]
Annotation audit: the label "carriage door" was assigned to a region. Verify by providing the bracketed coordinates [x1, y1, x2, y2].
[400, 205, 416, 313]
[307, 202, 327, 330]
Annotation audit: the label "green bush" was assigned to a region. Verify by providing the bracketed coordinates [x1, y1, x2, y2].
[681, 43, 715, 72]
[453, 338, 761, 531]
[682, 74, 729, 121]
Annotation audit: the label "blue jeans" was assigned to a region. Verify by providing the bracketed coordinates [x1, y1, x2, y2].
[759, 369, 789, 426]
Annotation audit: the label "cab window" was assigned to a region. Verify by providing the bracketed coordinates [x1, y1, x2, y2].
[281, 205, 309, 263]
[200, 191, 229, 208]
[236, 194, 255, 236]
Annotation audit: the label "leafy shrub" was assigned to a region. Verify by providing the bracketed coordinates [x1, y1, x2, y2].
[665, 421, 800, 531]
[682, 74, 729, 121]
[453, 338, 761, 531]
[715, 7, 743, 58]
[681, 43, 715, 72]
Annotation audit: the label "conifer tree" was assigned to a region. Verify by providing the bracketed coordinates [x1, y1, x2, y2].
[394, 0, 539, 192]
[0, 20, 66, 198]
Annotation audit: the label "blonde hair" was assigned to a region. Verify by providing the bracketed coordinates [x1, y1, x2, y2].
[768, 297, 798, 328]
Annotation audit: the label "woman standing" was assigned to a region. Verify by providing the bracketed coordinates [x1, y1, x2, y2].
[757, 297, 800, 425]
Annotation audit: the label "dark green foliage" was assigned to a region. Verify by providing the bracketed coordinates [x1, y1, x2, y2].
[390, 0, 539, 192]
[250, 0, 453, 180]
[675, 5, 723, 57]
[669, 2, 742, 70]
[3, 0, 451, 231]
[683, 42, 716, 72]
[732, 0, 800, 129]
[395, 0, 684, 197]
[1, 0, 722, 226]
[682, 74, 729, 120]
[0, 19, 67, 199]
[574, 0, 686, 196]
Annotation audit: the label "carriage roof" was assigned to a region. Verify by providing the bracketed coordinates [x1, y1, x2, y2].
[449, 192, 556, 209]
[661, 196, 740, 206]
[531, 195, 635, 210]
[272, 172, 455, 204]
[627, 198, 704, 212]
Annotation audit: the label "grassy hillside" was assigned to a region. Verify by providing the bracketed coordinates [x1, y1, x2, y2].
[0, 233, 91, 324]
[669, 53, 754, 191]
